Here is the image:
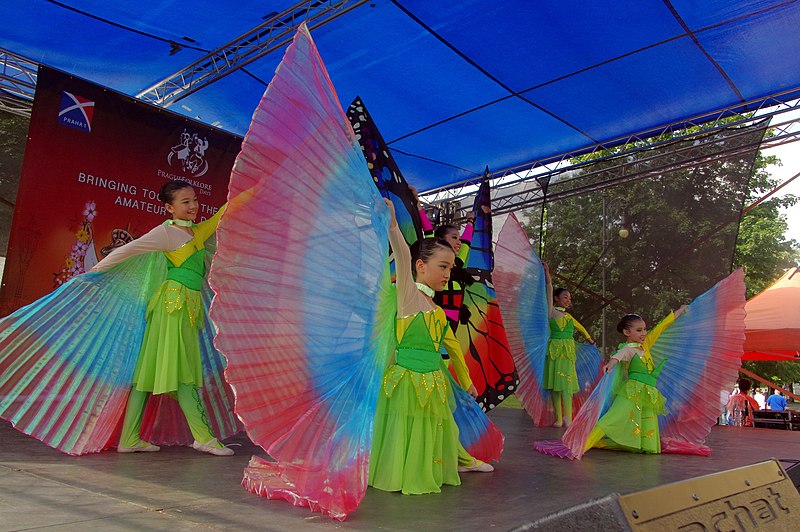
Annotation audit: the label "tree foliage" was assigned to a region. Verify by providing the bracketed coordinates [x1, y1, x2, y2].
[0, 112, 29, 256]
[733, 149, 798, 298]
[742, 360, 800, 389]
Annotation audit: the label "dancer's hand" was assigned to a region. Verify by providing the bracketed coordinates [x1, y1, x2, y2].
[603, 359, 618, 374]
[674, 304, 689, 319]
[383, 198, 397, 226]
[467, 384, 478, 398]
[542, 262, 552, 283]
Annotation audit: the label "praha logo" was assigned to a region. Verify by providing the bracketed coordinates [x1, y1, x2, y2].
[58, 92, 94, 132]
[167, 129, 210, 177]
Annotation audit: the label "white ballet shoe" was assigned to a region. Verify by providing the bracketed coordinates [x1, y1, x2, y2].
[192, 438, 234, 456]
[552, 420, 563, 428]
[458, 458, 494, 473]
[118, 441, 160, 453]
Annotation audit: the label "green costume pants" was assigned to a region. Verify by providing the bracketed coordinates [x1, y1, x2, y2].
[119, 384, 217, 448]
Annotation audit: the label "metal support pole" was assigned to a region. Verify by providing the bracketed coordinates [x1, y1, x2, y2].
[601, 194, 607, 356]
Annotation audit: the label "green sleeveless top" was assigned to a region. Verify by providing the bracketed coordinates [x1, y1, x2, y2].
[626, 353, 666, 387]
[165, 248, 206, 291]
[549, 315, 574, 340]
[395, 312, 447, 373]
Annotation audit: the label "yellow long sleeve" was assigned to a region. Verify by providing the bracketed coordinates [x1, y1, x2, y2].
[643, 312, 675, 352]
[571, 316, 592, 341]
[193, 203, 227, 243]
[441, 325, 473, 390]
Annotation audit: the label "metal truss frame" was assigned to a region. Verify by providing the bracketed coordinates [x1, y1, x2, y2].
[420, 88, 800, 217]
[4, 40, 800, 220]
[136, 0, 368, 107]
[0, 48, 38, 118]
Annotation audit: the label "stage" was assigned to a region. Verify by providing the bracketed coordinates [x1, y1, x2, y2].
[1, 408, 798, 531]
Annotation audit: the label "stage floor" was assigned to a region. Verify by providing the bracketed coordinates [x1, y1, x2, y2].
[1, 409, 799, 531]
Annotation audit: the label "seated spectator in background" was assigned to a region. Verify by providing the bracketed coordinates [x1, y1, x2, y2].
[766, 389, 788, 411]
[727, 378, 760, 426]
[719, 388, 731, 425]
[754, 388, 766, 410]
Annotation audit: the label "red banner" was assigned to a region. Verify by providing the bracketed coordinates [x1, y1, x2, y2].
[0, 66, 242, 315]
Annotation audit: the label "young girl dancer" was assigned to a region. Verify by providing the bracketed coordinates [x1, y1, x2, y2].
[583, 307, 685, 453]
[91, 180, 233, 455]
[0, 180, 236, 456]
[369, 199, 491, 493]
[543, 264, 594, 427]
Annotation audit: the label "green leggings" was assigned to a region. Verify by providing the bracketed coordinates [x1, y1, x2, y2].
[119, 383, 217, 448]
[552, 390, 573, 424]
[457, 442, 477, 466]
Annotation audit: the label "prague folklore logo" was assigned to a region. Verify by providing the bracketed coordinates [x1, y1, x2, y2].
[167, 129, 210, 177]
[58, 92, 94, 132]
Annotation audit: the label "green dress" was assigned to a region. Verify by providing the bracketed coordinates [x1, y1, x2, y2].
[594, 349, 667, 453]
[127, 198, 227, 396]
[368, 310, 464, 494]
[544, 315, 585, 394]
[133, 247, 207, 394]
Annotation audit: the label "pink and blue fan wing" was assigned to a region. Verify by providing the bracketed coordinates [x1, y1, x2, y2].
[573, 342, 603, 412]
[208, 24, 392, 521]
[534, 367, 620, 460]
[0, 254, 162, 454]
[493, 213, 552, 425]
[445, 367, 504, 462]
[651, 269, 746, 454]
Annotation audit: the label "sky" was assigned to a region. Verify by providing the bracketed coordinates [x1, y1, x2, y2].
[755, 101, 800, 245]
[761, 140, 800, 244]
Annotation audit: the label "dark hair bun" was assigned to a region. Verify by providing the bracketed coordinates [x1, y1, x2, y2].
[434, 224, 459, 239]
[616, 313, 642, 333]
[158, 180, 193, 203]
[410, 237, 455, 275]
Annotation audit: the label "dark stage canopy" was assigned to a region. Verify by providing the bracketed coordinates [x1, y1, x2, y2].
[2, 1, 800, 192]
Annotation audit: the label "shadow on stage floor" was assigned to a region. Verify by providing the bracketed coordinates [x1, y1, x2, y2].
[1, 408, 798, 531]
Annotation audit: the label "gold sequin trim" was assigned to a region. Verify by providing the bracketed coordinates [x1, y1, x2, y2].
[163, 284, 203, 328]
[624, 383, 664, 439]
[382, 365, 449, 407]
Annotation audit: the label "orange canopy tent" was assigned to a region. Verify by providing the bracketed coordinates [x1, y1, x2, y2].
[743, 267, 800, 361]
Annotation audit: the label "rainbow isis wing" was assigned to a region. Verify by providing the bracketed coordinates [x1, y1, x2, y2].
[652, 269, 746, 453]
[534, 367, 621, 460]
[347, 96, 423, 246]
[457, 176, 519, 410]
[195, 283, 240, 440]
[0, 254, 162, 454]
[537, 270, 745, 460]
[207, 25, 392, 521]
[572, 342, 603, 412]
[493, 213, 552, 425]
[443, 366, 504, 462]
